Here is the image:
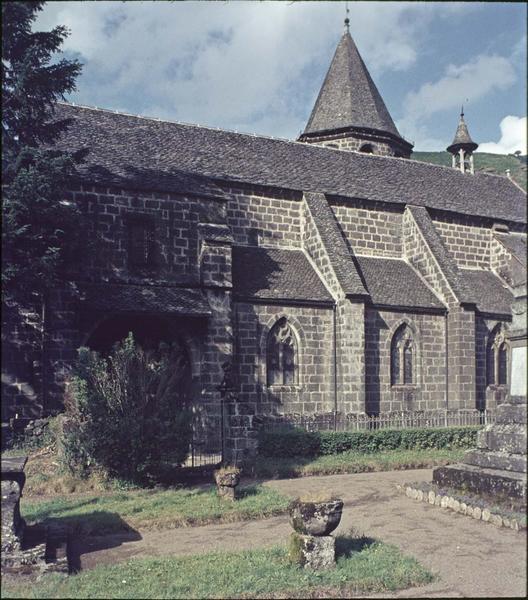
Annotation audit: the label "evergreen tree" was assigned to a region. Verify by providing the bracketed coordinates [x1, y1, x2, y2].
[2, 1, 83, 304]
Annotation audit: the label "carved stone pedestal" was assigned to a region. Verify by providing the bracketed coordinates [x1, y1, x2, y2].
[1, 457, 27, 558]
[1, 456, 70, 576]
[289, 532, 336, 570]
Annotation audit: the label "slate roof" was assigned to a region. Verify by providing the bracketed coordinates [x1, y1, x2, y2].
[447, 112, 478, 153]
[354, 256, 445, 310]
[407, 205, 474, 304]
[303, 32, 402, 139]
[54, 103, 527, 224]
[459, 270, 513, 316]
[232, 246, 333, 303]
[494, 232, 527, 263]
[304, 192, 367, 296]
[80, 284, 212, 315]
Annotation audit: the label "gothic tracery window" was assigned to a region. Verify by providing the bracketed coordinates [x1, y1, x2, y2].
[487, 327, 508, 386]
[391, 324, 415, 386]
[267, 318, 298, 386]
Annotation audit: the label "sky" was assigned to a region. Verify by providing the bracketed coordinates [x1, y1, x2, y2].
[35, 0, 527, 153]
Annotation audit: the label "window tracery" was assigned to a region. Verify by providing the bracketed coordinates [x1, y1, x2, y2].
[266, 318, 297, 386]
[487, 327, 508, 386]
[391, 324, 415, 386]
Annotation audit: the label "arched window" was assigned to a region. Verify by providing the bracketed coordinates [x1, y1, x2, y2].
[359, 143, 374, 154]
[391, 324, 415, 385]
[267, 318, 297, 386]
[487, 326, 508, 386]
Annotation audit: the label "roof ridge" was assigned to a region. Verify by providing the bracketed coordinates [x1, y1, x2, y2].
[57, 102, 525, 189]
[57, 100, 306, 147]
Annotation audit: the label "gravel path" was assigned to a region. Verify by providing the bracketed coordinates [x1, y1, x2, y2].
[75, 468, 527, 598]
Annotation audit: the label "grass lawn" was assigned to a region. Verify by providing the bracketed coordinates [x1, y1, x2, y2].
[1, 536, 434, 599]
[253, 448, 466, 479]
[21, 484, 290, 535]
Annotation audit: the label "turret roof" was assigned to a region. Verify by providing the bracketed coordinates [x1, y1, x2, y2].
[303, 31, 402, 139]
[447, 111, 478, 153]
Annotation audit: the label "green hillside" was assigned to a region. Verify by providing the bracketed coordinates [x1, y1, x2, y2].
[411, 151, 527, 191]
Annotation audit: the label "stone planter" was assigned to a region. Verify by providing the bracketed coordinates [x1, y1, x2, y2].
[214, 469, 241, 501]
[288, 498, 344, 570]
[289, 499, 343, 536]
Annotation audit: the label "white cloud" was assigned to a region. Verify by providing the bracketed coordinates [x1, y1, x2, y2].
[397, 52, 517, 150]
[34, 1, 475, 139]
[478, 115, 527, 155]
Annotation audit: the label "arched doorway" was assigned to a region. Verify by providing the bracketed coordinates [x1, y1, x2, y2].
[84, 313, 222, 468]
[86, 314, 178, 355]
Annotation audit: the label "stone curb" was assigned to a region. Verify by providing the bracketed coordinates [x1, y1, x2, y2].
[396, 483, 526, 532]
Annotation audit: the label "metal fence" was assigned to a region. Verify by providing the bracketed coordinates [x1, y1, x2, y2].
[263, 409, 496, 433]
[183, 413, 224, 468]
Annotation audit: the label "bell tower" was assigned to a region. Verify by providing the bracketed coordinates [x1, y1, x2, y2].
[446, 108, 479, 174]
[298, 18, 413, 158]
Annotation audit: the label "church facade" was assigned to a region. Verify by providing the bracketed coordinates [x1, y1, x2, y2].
[2, 28, 526, 445]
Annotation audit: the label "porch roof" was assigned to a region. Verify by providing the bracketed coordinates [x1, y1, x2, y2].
[80, 283, 212, 316]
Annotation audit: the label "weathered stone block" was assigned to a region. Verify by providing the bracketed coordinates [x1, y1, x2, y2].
[289, 533, 335, 570]
[433, 463, 526, 504]
[1, 480, 25, 554]
[464, 449, 527, 474]
[496, 403, 527, 425]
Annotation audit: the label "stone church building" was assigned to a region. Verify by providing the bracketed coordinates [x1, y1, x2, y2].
[3, 27, 527, 446]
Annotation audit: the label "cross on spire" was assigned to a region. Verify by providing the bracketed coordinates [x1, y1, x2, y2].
[344, 1, 350, 33]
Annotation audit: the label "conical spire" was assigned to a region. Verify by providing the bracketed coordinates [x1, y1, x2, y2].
[446, 108, 478, 153]
[303, 30, 401, 138]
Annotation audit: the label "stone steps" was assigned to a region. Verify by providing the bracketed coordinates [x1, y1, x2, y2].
[432, 463, 527, 504]
[464, 449, 527, 473]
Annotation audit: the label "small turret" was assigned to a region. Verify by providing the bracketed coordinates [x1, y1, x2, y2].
[447, 108, 478, 174]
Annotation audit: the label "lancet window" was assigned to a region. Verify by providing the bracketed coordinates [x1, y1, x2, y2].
[266, 318, 297, 386]
[391, 324, 415, 386]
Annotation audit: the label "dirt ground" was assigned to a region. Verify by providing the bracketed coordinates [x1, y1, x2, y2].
[74, 468, 527, 598]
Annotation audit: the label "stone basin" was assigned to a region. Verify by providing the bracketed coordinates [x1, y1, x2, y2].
[289, 499, 343, 536]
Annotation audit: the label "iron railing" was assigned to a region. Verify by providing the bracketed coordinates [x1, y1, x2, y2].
[263, 409, 496, 433]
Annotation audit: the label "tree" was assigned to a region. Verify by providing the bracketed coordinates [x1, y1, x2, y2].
[2, 1, 83, 304]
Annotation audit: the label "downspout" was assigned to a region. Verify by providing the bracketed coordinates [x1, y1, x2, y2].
[333, 303, 338, 431]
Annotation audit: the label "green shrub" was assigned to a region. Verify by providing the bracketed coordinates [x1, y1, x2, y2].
[61, 333, 193, 484]
[258, 428, 321, 457]
[259, 426, 479, 458]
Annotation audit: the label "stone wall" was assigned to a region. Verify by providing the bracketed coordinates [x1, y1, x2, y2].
[433, 216, 490, 270]
[234, 302, 335, 415]
[67, 183, 218, 285]
[1, 304, 42, 420]
[2, 174, 525, 424]
[299, 130, 411, 158]
[335, 299, 366, 414]
[365, 308, 446, 413]
[224, 185, 302, 248]
[331, 200, 402, 258]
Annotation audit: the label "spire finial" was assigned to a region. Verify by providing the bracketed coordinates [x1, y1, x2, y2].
[461, 104, 464, 118]
[344, 1, 350, 33]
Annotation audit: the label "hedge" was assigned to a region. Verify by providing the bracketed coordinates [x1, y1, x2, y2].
[258, 426, 480, 458]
